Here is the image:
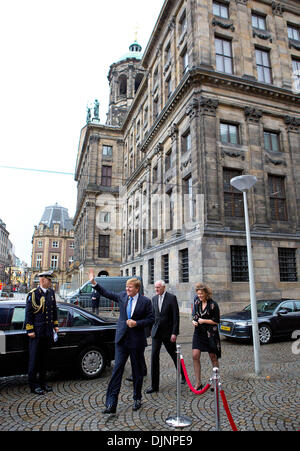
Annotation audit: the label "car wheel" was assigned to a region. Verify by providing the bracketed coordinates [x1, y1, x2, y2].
[78, 346, 106, 379]
[259, 324, 272, 344]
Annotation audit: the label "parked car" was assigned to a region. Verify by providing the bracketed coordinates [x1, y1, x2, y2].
[219, 299, 300, 344]
[68, 276, 144, 310]
[0, 300, 116, 379]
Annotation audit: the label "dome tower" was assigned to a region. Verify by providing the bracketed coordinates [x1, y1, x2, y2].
[106, 40, 145, 126]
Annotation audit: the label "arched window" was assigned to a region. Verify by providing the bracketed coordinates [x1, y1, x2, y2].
[119, 75, 127, 96]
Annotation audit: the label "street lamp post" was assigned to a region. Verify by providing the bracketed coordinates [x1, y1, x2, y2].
[230, 175, 261, 376]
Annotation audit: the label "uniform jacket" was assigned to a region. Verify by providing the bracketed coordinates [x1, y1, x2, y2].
[25, 287, 58, 338]
[151, 291, 180, 339]
[93, 283, 154, 347]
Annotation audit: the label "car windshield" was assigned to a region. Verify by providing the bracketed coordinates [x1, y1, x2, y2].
[244, 300, 279, 314]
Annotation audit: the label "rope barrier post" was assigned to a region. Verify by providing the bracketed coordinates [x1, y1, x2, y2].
[212, 367, 221, 431]
[166, 345, 192, 428]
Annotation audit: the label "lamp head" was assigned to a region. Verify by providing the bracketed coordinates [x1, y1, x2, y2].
[230, 175, 257, 192]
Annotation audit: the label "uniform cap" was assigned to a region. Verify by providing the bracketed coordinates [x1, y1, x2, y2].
[38, 271, 55, 280]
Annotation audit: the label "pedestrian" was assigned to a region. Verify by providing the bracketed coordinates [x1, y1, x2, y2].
[89, 269, 154, 413]
[25, 271, 59, 395]
[91, 287, 100, 315]
[192, 283, 221, 390]
[146, 280, 185, 394]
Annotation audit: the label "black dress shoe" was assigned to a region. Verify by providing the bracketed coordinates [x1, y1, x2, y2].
[181, 378, 186, 384]
[132, 400, 141, 411]
[31, 387, 45, 395]
[145, 387, 158, 394]
[102, 405, 116, 414]
[41, 385, 53, 392]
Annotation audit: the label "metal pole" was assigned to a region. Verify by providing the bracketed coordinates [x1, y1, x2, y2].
[212, 367, 221, 431]
[243, 191, 261, 375]
[166, 345, 192, 428]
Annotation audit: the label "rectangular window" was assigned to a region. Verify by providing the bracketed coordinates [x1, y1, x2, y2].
[215, 37, 233, 74]
[101, 165, 112, 187]
[165, 189, 174, 232]
[268, 175, 288, 221]
[162, 254, 169, 284]
[264, 131, 280, 152]
[223, 168, 244, 217]
[179, 9, 187, 35]
[50, 255, 58, 269]
[231, 246, 249, 282]
[148, 258, 154, 284]
[183, 175, 193, 221]
[288, 25, 300, 41]
[278, 248, 298, 282]
[36, 254, 42, 268]
[182, 130, 191, 154]
[252, 14, 267, 30]
[38, 241, 43, 248]
[98, 235, 110, 258]
[52, 241, 59, 248]
[179, 248, 189, 283]
[102, 145, 112, 157]
[213, 1, 229, 19]
[256, 49, 272, 84]
[182, 49, 189, 75]
[153, 97, 159, 119]
[220, 122, 239, 145]
[165, 150, 172, 172]
[292, 58, 300, 92]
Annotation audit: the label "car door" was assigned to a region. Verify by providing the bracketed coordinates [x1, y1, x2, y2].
[274, 301, 297, 337]
[48, 305, 73, 368]
[1, 306, 28, 376]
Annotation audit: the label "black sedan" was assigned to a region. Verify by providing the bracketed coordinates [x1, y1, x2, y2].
[0, 300, 116, 379]
[219, 299, 300, 344]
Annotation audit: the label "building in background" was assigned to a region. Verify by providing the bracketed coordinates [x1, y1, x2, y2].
[31, 203, 74, 290]
[74, 0, 300, 312]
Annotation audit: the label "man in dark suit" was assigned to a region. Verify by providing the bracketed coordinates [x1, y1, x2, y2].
[89, 269, 154, 413]
[145, 280, 185, 393]
[25, 271, 59, 395]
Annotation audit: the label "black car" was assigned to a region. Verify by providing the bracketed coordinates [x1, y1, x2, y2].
[0, 300, 117, 379]
[219, 299, 300, 344]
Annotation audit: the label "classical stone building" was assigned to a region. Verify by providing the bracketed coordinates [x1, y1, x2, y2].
[74, 0, 300, 312]
[31, 204, 74, 290]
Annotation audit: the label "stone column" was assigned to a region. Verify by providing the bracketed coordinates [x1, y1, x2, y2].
[168, 123, 181, 236]
[284, 116, 300, 231]
[199, 96, 220, 226]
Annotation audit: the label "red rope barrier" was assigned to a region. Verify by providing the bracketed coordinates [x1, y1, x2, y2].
[220, 389, 238, 431]
[180, 357, 211, 395]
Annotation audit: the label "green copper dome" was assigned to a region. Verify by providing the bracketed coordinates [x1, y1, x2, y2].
[117, 41, 143, 62]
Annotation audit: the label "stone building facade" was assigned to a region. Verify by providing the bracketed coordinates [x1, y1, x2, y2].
[74, 0, 300, 312]
[31, 204, 74, 290]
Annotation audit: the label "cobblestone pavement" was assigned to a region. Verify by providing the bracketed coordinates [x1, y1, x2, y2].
[0, 314, 299, 432]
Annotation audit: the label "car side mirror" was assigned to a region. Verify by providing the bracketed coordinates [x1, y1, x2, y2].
[277, 308, 288, 315]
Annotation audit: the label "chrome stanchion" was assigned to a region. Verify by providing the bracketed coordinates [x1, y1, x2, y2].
[166, 345, 192, 428]
[212, 367, 221, 431]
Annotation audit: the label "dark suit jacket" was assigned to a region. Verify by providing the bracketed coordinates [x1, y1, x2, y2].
[151, 291, 180, 339]
[93, 284, 154, 348]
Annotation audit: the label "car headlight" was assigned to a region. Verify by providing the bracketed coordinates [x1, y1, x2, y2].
[235, 320, 252, 326]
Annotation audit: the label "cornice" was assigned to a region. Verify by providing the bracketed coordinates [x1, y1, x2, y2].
[139, 66, 300, 154]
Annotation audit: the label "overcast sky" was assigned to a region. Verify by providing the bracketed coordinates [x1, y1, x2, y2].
[0, 0, 164, 266]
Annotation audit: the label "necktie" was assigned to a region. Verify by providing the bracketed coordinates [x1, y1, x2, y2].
[158, 295, 163, 312]
[127, 297, 133, 319]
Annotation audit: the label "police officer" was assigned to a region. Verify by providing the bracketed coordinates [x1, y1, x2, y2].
[25, 271, 59, 395]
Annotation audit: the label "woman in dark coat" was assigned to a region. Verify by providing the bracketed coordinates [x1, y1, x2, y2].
[192, 283, 221, 390]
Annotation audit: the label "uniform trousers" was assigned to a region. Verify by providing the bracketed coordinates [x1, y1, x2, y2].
[28, 336, 52, 389]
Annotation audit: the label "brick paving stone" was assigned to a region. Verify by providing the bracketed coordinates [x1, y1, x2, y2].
[0, 314, 299, 431]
